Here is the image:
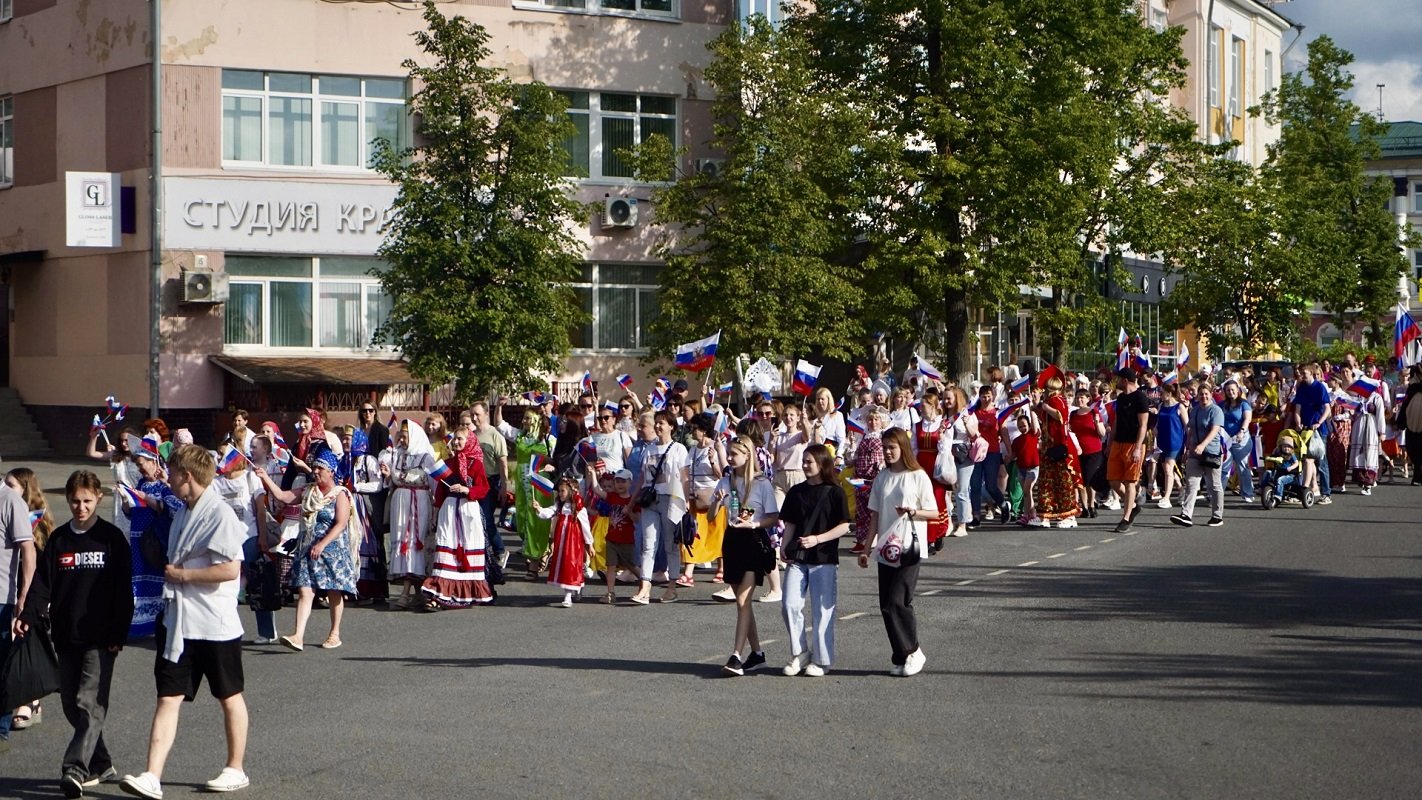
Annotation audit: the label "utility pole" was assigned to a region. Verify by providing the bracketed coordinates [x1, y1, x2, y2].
[1376, 83, 1385, 119]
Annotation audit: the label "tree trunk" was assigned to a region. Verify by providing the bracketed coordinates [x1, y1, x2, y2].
[944, 284, 972, 380]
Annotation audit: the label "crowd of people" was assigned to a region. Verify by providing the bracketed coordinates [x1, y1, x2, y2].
[2, 350, 1421, 797]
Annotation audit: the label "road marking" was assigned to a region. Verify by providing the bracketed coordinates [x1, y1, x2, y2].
[985, 569, 1010, 576]
[1122, 531, 1137, 536]
[954, 579, 977, 586]
[1099, 538, 1116, 543]
[920, 589, 942, 596]
[840, 611, 870, 621]
[1047, 552, 1066, 559]
[1074, 545, 1092, 551]
[1017, 561, 1039, 567]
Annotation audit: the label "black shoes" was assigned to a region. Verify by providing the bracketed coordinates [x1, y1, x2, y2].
[1206, 517, 1224, 527]
[1169, 514, 1193, 527]
[722, 654, 744, 676]
[742, 650, 768, 672]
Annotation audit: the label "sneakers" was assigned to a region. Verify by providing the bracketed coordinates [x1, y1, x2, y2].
[999, 502, 1013, 523]
[1317, 495, 1333, 505]
[556, 595, 573, 608]
[497, 551, 510, 569]
[803, 663, 827, 677]
[83, 767, 119, 787]
[782, 652, 809, 676]
[203, 768, 250, 793]
[966, 518, 982, 530]
[1113, 519, 1133, 534]
[1206, 517, 1224, 527]
[1155, 497, 1171, 509]
[119, 772, 164, 800]
[1128, 503, 1144, 523]
[756, 591, 782, 603]
[1242, 496, 1257, 504]
[62, 771, 85, 799]
[742, 650, 768, 672]
[888, 663, 905, 677]
[1101, 496, 1122, 511]
[1361, 486, 1372, 496]
[1169, 514, 1193, 527]
[711, 586, 736, 602]
[722, 654, 745, 676]
[1056, 516, 1078, 529]
[902, 648, 927, 677]
[250, 637, 280, 645]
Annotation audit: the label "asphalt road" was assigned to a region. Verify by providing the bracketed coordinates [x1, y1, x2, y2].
[2, 459, 1419, 799]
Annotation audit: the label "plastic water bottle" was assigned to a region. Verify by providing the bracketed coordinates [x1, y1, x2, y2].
[728, 489, 740, 523]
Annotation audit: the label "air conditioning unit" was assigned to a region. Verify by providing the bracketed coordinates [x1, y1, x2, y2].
[603, 196, 638, 229]
[694, 158, 726, 178]
[182, 269, 229, 304]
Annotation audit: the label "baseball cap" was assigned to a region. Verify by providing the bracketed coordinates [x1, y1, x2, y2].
[613, 468, 633, 481]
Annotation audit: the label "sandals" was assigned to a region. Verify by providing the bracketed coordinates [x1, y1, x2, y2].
[602, 592, 615, 604]
[11, 702, 40, 730]
[675, 575, 695, 588]
[319, 636, 343, 649]
[628, 594, 650, 605]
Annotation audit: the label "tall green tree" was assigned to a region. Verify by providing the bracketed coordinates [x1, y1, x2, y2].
[628, 17, 871, 364]
[373, 1, 584, 401]
[1254, 36, 1416, 345]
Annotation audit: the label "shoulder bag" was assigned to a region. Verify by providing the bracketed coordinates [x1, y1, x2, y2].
[636, 444, 667, 509]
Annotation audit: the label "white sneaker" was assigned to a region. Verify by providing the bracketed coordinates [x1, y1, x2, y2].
[1318, 496, 1333, 505]
[203, 768, 249, 793]
[1361, 486, 1372, 496]
[711, 586, 736, 602]
[1057, 516, 1078, 529]
[1102, 497, 1121, 511]
[1242, 496, 1257, 504]
[803, 663, 827, 677]
[1155, 497, 1171, 509]
[119, 772, 164, 799]
[756, 591, 782, 603]
[782, 652, 809, 676]
[557, 595, 574, 608]
[903, 648, 927, 676]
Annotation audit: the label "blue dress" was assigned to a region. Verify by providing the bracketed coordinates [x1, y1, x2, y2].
[129, 479, 183, 640]
[1156, 404, 1186, 460]
[290, 497, 359, 597]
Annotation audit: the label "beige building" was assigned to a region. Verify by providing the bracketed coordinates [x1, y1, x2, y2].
[0, 0, 727, 451]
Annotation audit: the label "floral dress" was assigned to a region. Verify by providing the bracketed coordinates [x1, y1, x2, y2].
[853, 435, 884, 546]
[290, 491, 359, 597]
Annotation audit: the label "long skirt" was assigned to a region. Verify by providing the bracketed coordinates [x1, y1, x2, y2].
[388, 486, 430, 580]
[1036, 456, 1082, 520]
[353, 493, 388, 600]
[515, 471, 552, 561]
[683, 507, 727, 565]
[1327, 416, 1351, 490]
[547, 514, 589, 592]
[1348, 409, 1383, 486]
[421, 497, 494, 608]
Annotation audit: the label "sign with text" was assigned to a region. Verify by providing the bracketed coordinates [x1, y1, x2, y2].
[163, 177, 399, 255]
[65, 172, 122, 247]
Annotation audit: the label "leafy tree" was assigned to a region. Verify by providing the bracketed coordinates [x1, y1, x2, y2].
[1254, 36, 1418, 346]
[627, 17, 871, 364]
[373, 1, 584, 401]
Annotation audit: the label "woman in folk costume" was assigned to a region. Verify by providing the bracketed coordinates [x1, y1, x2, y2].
[255, 449, 360, 651]
[909, 388, 952, 551]
[381, 419, 436, 608]
[539, 476, 593, 607]
[1348, 385, 1387, 495]
[339, 427, 387, 602]
[122, 432, 184, 639]
[421, 427, 495, 609]
[513, 409, 555, 577]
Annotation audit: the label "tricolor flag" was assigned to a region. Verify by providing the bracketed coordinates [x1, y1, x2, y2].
[387, 409, 399, 430]
[1115, 328, 1129, 371]
[847, 477, 867, 489]
[846, 415, 866, 435]
[718, 381, 734, 395]
[603, 400, 620, 414]
[89, 414, 105, 436]
[120, 485, 149, 509]
[106, 395, 123, 414]
[28, 509, 44, 527]
[217, 448, 246, 475]
[115, 404, 128, 422]
[428, 461, 453, 483]
[140, 435, 162, 458]
[1008, 375, 1031, 396]
[714, 410, 730, 438]
[1347, 375, 1381, 397]
[996, 397, 1030, 423]
[1132, 348, 1152, 372]
[792, 359, 821, 396]
[530, 471, 556, 498]
[917, 358, 944, 383]
[529, 453, 550, 474]
[1396, 304, 1421, 369]
[581, 372, 594, 392]
[616, 374, 633, 390]
[674, 331, 721, 372]
[1334, 395, 1362, 411]
[656, 376, 671, 392]
[577, 438, 598, 462]
[1176, 342, 1190, 369]
[1161, 371, 1178, 386]
[651, 387, 667, 410]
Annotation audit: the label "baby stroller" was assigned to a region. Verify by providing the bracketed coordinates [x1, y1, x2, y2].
[1258, 428, 1314, 511]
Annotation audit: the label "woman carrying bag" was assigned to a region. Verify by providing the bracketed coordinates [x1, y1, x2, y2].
[859, 428, 937, 677]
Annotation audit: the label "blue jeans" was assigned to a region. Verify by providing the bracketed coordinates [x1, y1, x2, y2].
[1316, 455, 1331, 497]
[1228, 435, 1255, 500]
[970, 451, 1006, 518]
[480, 473, 505, 556]
[637, 494, 682, 579]
[1273, 473, 1297, 494]
[781, 563, 838, 666]
[952, 464, 974, 526]
[0, 603, 11, 738]
[241, 537, 277, 640]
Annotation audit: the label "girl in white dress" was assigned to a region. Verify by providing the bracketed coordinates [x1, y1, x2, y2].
[381, 420, 435, 608]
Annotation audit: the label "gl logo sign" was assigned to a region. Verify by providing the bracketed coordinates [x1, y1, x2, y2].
[82, 180, 111, 208]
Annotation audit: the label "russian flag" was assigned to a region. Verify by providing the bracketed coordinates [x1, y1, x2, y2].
[115, 404, 128, 422]
[1008, 375, 1031, 396]
[1347, 375, 1381, 397]
[616, 374, 633, 390]
[581, 372, 594, 393]
[714, 410, 730, 437]
[847, 477, 867, 489]
[656, 376, 671, 391]
[529, 453, 550, 474]
[140, 435, 162, 458]
[846, 415, 866, 435]
[577, 438, 598, 462]
[89, 414, 105, 436]
[217, 448, 246, 475]
[105, 394, 123, 413]
[530, 471, 556, 498]
[1396, 304, 1422, 368]
[603, 400, 619, 414]
[651, 387, 667, 410]
[674, 331, 721, 372]
[119, 485, 149, 509]
[996, 397, 1030, 423]
[1334, 395, 1362, 411]
[1176, 342, 1190, 369]
[1132, 350, 1152, 372]
[1115, 328, 1129, 371]
[792, 359, 821, 396]
[917, 358, 943, 383]
[1161, 371, 1178, 386]
[718, 381, 734, 395]
[428, 461, 452, 483]
[387, 409, 399, 430]
[28, 509, 43, 527]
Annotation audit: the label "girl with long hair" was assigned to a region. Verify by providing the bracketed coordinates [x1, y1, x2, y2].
[779, 444, 850, 677]
[711, 437, 780, 675]
[5, 468, 53, 729]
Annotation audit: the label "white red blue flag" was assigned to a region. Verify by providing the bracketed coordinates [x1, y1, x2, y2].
[718, 381, 734, 395]
[427, 461, 452, 483]
[616, 374, 633, 390]
[1161, 371, 1178, 386]
[792, 360, 821, 396]
[1008, 375, 1030, 396]
[674, 332, 720, 372]
[1177, 342, 1190, 369]
[846, 416, 866, 435]
[120, 485, 149, 509]
[530, 471, 556, 498]
[1396, 304, 1421, 369]
[28, 509, 43, 527]
[217, 448, 246, 475]
[581, 372, 594, 392]
[1115, 328, 1129, 371]
[996, 397, 1030, 423]
[1347, 375, 1381, 397]
[917, 358, 943, 383]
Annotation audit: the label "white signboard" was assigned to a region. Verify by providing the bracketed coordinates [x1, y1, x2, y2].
[163, 178, 399, 255]
[66, 172, 121, 247]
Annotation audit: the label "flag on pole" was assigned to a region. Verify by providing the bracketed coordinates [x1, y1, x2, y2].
[119, 484, 149, 509]
[529, 453, 550, 474]
[717, 381, 734, 395]
[1132, 346, 1152, 372]
[674, 331, 721, 372]
[115, 404, 128, 422]
[581, 372, 594, 393]
[846, 416, 866, 435]
[996, 397, 1030, 423]
[530, 471, 556, 498]
[714, 410, 730, 438]
[1347, 375, 1381, 397]
[89, 414, 105, 436]
[603, 400, 620, 414]
[427, 461, 453, 483]
[106, 395, 123, 414]
[1334, 395, 1361, 411]
[1008, 375, 1031, 396]
[1396, 304, 1422, 368]
[217, 448, 246, 475]
[577, 438, 598, 463]
[1115, 328, 1129, 371]
[792, 360, 821, 396]
[387, 409, 399, 430]
[616, 374, 633, 390]
[916, 358, 943, 383]
[1176, 342, 1190, 369]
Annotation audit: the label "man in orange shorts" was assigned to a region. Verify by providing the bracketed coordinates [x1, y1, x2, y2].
[1107, 367, 1150, 533]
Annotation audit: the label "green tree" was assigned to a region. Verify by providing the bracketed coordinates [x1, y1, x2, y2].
[627, 17, 871, 364]
[1254, 36, 1417, 346]
[373, 1, 584, 401]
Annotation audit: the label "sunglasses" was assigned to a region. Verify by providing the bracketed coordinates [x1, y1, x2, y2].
[619, 404, 632, 409]
[579, 404, 594, 409]
[598, 415, 614, 421]
[360, 408, 375, 413]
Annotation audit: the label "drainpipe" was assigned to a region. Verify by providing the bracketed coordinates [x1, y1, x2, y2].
[149, 0, 163, 416]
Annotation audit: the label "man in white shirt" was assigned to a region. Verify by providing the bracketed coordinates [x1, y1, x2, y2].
[0, 480, 36, 743]
[121, 445, 250, 798]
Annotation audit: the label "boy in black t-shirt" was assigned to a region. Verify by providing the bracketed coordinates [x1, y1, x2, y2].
[1107, 368, 1151, 533]
[16, 470, 133, 798]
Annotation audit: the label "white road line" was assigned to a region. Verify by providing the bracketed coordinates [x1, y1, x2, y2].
[920, 589, 942, 596]
[840, 611, 870, 621]
[1123, 531, 1137, 536]
[1017, 561, 1039, 567]
[1099, 538, 1116, 543]
[1074, 545, 1092, 551]
[1047, 552, 1067, 559]
[954, 579, 977, 586]
[985, 569, 1010, 576]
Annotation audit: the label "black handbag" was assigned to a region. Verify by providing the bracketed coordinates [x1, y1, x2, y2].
[1198, 453, 1222, 469]
[0, 621, 61, 710]
[636, 444, 669, 509]
[1044, 444, 1069, 462]
[246, 556, 285, 612]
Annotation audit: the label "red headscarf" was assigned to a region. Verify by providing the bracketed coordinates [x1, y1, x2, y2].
[435, 433, 489, 506]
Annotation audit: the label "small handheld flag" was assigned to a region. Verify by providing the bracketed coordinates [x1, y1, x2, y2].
[674, 331, 721, 372]
[120, 485, 149, 509]
[577, 438, 598, 463]
[1395, 304, 1421, 369]
[581, 372, 594, 393]
[387, 409, 399, 430]
[1115, 328, 1129, 371]
[718, 381, 734, 395]
[28, 509, 43, 527]
[115, 404, 128, 422]
[1161, 371, 1178, 386]
[792, 359, 821, 396]
[1008, 375, 1031, 396]
[1177, 342, 1190, 369]
[846, 416, 866, 435]
[1334, 395, 1361, 411]
[217, 448, 246, 475]
[106, 395, 123, 413]
[847, 477, 867, 489]
[996, 397, 1030, 423]
[916, 358, 944, 383]
[651, 387, 667, 410]
[603, 400, 620, 414]
[90, 414, 105, 436]
[529, 453, 550, 475]
[530, 471, 556, 498]
[616, 374, 633, 390]
[427, 461, 453, 483]
[1347, 375, 1381, 397]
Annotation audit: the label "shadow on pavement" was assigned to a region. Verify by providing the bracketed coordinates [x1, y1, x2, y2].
[341, 654, 722, 677]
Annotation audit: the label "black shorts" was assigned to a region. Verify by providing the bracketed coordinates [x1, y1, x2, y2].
[721, 526, 767, 588]
[153, 623, 245, 701]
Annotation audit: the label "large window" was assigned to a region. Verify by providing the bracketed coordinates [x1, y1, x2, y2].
[0, 95, 11, 187]
[0, 0, 11, 22]
[518, 0, 673, 18]
[1264, 49, 1275, 95]
[223, 256, 393, 350]
[558, 92, 677, 180]
[1208, 26, 1222, 110]
[1414, 182, 1422, 213]
[569, 263, 660, 352]
[1228, 36, 1244, 118]
[221, 70, 407, 170]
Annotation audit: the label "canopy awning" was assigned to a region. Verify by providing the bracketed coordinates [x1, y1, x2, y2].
[210, 356, 416, 386]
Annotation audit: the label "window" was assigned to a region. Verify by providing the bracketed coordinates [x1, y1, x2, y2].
[1228, 37, 1244, 117]
[1149, 7, 1167, 32]
[0, 95, 11, 187]
[1208, 26, 1222, 110]
[1413, 251, 1422, 283]
[1264, 49, 1275, 95]
[558, 92, 677, 181]
[569, 263, 660, 352]
[1317, 324, 1342, 348]
[519, 0, 674, 17]
[221, 70, 407, 170]
[223, 256, 393, 350]
[0, 0, 11, 23]
[1414, 183, 1422, 213]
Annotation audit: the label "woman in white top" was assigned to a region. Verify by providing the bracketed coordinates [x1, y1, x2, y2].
[214, 444, 276, 643]
[887, 388, 921, 432]
[771, 403, 813, 503]
[860, 427, 937, 677]
[379, 420, 436, 609]
[630, 410, 691, 605]
[809, 387, 848, 457]
[710, 437, 780, 675]
[590, 407, 634, 473]
[941, 387, 977, 539]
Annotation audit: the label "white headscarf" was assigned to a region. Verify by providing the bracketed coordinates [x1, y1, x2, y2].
[401, 419, 433, 458]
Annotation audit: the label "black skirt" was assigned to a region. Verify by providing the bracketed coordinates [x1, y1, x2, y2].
[721, 526, 768, 587]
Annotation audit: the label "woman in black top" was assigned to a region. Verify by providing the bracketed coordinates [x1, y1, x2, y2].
[778, 444, 851, 677]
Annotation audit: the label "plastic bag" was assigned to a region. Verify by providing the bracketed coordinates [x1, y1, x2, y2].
[0, 622, 61, 710]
